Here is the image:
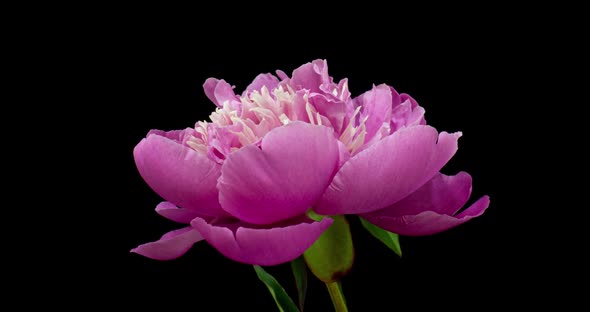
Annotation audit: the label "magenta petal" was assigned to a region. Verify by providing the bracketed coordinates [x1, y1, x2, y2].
[245, 73, 279, 93]
[131, 227, 203, 260]
[191, 217, 333, 265]
[155, 202, 212, 224]
[316, 126, 462, 215]
[362, 172, 490, 236]
[203, 78, 238, 108]
[134, 133, 226, 217]
[363, 196, 490, 236]
[218, 122, 340, 224]
[365, 172, 474, 218]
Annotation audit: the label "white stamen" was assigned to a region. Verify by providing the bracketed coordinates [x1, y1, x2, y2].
[339, 106, 362, 144]
[250, 107, 279, 125]
[186, 139, 208, 155]
[306, 101, 316, 125]
[279, 113, 291, 125]
[316, 112, 323, 126]
[349, 123, 367, 154]
[340, 83, 348, 100]
[230, 116, 258, 145]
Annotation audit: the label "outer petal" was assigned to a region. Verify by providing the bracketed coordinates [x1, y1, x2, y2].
[218, 122, 340, 224]
[130, 227, 203, 260]
[337, 140, 351, 169]
[203, 78, 239, 108]
[146, 128, 200, 148]
[245, 73, 279, 93]
[191, 217, 333, 266]
[363, 196, 490, 236]
[315, 126, 461, 215]
[365, 172, 473, 218]
[134, 133, 226, 217]
[147, 129, 190, 143]
[155, 201, 213, 224]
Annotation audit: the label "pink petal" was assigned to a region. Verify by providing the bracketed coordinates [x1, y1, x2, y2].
[155, 201, 213, 224]
[391, 94, 426, 132]
[363, 196, 490, 236]
[146, 128, 199, 146]
[290, 59, 328, 93]
[309, 93, 347, 134]
[131, 227, 203, 260]
[203, 78, 239, 108]
[355, 84, 393, 142]
[134, 133, 227, 217]
[319, 78, 351, 102]
[147, 129, 186, 142]
[337, 140, 351, 169]
[365, 172, 473, 218]
[218, 122, 340, 224]
[245, 73, 279, 93]
[276, 70, 289, 80]
[315, 126, 461, 215]
[191, 217, 333, 265]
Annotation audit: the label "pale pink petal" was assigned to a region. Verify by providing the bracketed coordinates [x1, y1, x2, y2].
[218, 122, 340, 224]
[276, 69, 289, 80]
[290, 59, 328, 93]
[134, 133, 226, 217]
[315, 126, 461, 215]
[245, 73, 280, 93]
[203, 78, 238, 108]
[309, 94, 347, 134]
[131, 227, 203, 260]
[191, 217, 333, 265]
[320, 78, 351, 102]
[355, 84, 393, 141]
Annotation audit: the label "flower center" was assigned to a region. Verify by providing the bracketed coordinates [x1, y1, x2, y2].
[186, 84, 369, 163]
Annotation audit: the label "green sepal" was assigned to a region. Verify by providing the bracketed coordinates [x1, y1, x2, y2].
[290, 257, 308, 311]
[254, 265, 300, 312]
[360, 217, 402, 257]
[304, 215, 354, 283]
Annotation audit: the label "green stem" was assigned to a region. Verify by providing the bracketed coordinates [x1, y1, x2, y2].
[326, 281, 348, 312]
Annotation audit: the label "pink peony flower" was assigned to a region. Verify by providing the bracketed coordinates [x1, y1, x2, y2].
[131, 59, 490, 265]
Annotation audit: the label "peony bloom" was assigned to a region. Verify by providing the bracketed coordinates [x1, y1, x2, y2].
[131, 59, 490, 265]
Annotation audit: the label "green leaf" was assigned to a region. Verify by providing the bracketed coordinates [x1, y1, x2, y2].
[304, 215, 354, 283]
[360, 217, 402, 257]
[290, 257, 308, 311]
[254, 265, 300, 312]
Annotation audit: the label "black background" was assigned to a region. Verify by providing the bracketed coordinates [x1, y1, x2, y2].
[79, 15, 546, 311]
